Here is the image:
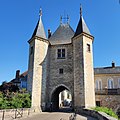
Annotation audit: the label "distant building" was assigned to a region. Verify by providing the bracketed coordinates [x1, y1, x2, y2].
[11, 70, 27, 89]
[94, 62, 120, 112]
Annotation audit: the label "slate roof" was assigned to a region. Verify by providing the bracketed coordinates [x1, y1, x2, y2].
[94, 67, 120, 74]
[31, 16, 46, 39]
[74, 16, 91, 37]
[49, 24, 74, 45]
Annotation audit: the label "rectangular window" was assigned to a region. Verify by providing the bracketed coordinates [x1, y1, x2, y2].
[57, 49, 65, 59]
[62, 49, 65, 58]
[59, 68, 63, 74]
[87, 44, 90, 52]
[118, 79, 120, 88]
[30, 46, 33, 55]
[96, 101, 101, 107]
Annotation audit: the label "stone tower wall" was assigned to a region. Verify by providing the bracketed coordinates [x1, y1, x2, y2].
[27, 40, 35, 92]
[73, 34, 95, 108]
[83, 35, 95, 108]
[73, 36, 85, 107]
[27, 37, 48, 112]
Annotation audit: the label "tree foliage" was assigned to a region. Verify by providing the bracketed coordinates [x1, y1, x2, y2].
[0, 92, 31, 109]
[0, 82, 19, 93]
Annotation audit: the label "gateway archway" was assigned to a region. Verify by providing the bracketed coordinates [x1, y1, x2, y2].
[51, 85, 72, 111]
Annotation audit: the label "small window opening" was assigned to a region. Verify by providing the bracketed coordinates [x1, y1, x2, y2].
[30, 46, 33, 55]
[59, 68, 63, 74]
[96, 101, 101, 107]
[87, 44, 90, 52]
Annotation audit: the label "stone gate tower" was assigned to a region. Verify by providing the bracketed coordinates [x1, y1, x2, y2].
[73, 7, 95, 108]
[27, 7, 95, 112]
[27, 9, 49, 111]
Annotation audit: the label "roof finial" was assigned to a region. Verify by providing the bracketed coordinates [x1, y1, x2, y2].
[60, 16, 62, 25]
[80, 4, 82, 17]
[67, 15, 70, 24]
[39, 7, 42, 17]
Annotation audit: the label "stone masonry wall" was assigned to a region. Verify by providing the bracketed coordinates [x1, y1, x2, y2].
[73, 34, 95, 108]
[28, 37, 48, 112]
[46, 44, 74, 103]
[96, 95, 120, 112]
[83, 35, 95, 108]
[73, 36, 85, 107]
[27, 40, 35, 92]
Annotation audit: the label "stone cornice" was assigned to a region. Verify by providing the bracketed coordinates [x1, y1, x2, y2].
[95, 73, 120, 77]
[28, 36, 50, 44]
[72, 32, 94, 42]
[49, 43, 72, 47]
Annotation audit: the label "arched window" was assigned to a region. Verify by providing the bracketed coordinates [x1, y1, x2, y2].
[96, 80, 102, 90]
[108, 79, 114, 89]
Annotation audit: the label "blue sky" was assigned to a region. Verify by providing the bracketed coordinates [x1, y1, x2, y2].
[0, 0, 120, 84]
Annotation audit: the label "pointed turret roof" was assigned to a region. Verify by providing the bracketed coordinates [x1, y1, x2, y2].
[74, 6, 91, 37]
[31, 8, 46, 39]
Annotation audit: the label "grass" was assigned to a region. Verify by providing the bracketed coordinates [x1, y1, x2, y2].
[92, 107, 119, 119]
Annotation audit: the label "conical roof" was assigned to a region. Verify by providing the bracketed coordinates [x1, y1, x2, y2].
[31, 11, 46, 39]
[49, 24, 74, 45]
[74, 15, 91, 38]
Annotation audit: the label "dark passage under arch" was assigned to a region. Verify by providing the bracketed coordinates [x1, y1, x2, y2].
[51, 85, 71, 111]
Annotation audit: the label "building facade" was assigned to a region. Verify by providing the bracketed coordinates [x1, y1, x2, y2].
[94, 63, 120, 113]
[11, 70, 27, 90]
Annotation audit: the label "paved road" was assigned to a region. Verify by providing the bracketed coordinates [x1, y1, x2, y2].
[17, 112, 97, 120]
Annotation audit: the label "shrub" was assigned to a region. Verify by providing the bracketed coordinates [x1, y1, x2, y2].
[0, 92, 31, 109]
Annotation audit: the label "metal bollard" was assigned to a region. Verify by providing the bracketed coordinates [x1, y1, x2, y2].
[69, 115, 72, 120]
[28, 108, 30, 116]
[21, 108, 23, 117]
[2, 111, 5, 120]
[15, 109, 17, 119]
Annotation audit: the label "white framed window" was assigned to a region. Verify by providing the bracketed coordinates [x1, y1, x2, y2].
[57, 49, 65, 59]
[118, 79, 120, 88]
[108, 78, 114, 89]
[96, 80, 102, 90]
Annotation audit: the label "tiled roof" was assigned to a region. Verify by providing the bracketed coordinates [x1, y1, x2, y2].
[20, 71, 28, 77]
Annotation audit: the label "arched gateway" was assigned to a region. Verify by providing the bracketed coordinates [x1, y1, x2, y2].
[51, 84, 72, 110]
[27, 7, 95, 112]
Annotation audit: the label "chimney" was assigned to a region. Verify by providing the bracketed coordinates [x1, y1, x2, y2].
[48, 29, 51, 38]
[15, 70, 20, 79]
[112, 61, 115, 68]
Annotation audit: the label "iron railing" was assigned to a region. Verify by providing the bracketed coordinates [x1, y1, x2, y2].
[0, 108, 35, 120]
[95, 88, 120, 95]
